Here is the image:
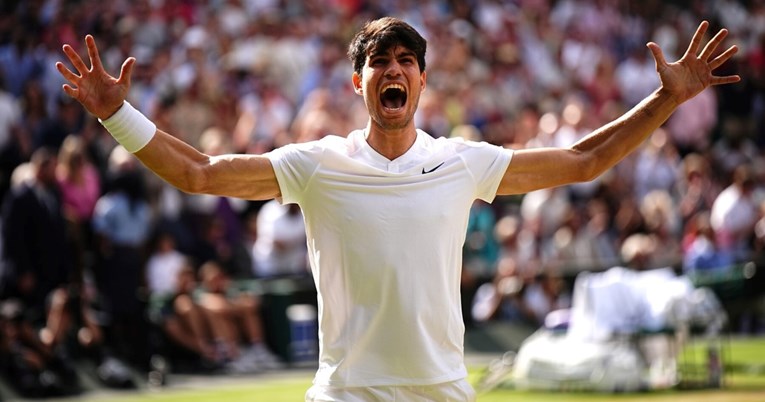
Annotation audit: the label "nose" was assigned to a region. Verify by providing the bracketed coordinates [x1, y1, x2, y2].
[384, 60, 402, 78]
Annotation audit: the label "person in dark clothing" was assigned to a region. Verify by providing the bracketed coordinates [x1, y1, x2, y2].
[0, 147, 81, 395]
[1, 147, 73, 325]
[90, 147, 153, 370]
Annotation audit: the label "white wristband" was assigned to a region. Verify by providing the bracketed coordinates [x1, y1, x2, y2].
[98, 101, 156, 153]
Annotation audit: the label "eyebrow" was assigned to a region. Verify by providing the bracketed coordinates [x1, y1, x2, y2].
[368, 47, 416, 60]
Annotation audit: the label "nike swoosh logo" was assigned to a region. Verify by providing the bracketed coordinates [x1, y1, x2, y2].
[422, 162, 445, 174]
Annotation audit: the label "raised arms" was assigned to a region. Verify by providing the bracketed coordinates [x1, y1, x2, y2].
[56, 35, 280, 201]
[497, 21, 740, 196]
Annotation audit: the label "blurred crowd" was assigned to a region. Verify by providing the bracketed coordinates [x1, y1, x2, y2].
[0, 0, 764, 398]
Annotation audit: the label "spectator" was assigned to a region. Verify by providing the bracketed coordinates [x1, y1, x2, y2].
[291, 88, 354, 143]
[145, 237, 217, 368]
[0, 25, 44, 97]
[710, 118, 759, 179]
[167, 26, 221, 148]
[196, 260, 282, 373]
[0, 148, 81, 394]
[676, 153, 722, 225]
[521, 270, 572, 326]
[233, 80, 295, 153]
[145, 231, 192, 299]
[1, 148, 72, 336]
[683, 211, 734, 273]
[471, 256, 529, 324]
[710, 164, 758, 261]
[615, 44, 662, 107]
[461, 199, 500, 326]
[581, 198, 621, 269]
[612, 195, 647, 244]
[665, 87, 718, 156]
[632, 128, 680, 203]
[0, 68, 22, 200]
[550, 207, 605, 272]
[184, 126, 249, 267]
[193, 215, 254, 280]
[520, 187, 572, 242]
[495, 214, 541, 279]
[0, 299, 72, 397]
[749, 32, 765, 141]
[17, 80, 51, 154]
[91, 146, 153, 369]
[56, 134, 101, 272]
[37, 93, 85, 151]
[748, 203, 765, 333]
[582, 54, 622, 120]
[640, 189, 683, 269]
[252, 200, 308, 278]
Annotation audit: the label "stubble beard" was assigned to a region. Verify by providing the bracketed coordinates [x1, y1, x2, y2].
[371, 113, 413, 131]
[368, 93, 419, 132]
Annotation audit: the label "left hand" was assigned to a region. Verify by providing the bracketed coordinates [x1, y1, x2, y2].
[647, 20, 740, 105]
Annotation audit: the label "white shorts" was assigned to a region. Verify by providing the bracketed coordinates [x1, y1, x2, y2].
[305, 378, 476, 402]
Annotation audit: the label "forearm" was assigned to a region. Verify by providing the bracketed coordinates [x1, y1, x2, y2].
[571, 88, 679, 180]
[98, 101, 280, 200]
[134, 129, 211, 194]
[98, 101, 209, 193]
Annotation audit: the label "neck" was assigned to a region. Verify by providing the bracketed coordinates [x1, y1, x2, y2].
[364, 122, 418, 161]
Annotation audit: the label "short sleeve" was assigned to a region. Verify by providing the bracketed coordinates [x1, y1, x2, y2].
[459, 141, 514, 202]
[265, 141, 324, 204]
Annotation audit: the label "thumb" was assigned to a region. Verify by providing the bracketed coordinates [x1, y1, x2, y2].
[62, 84, 78, 99]
[117, 57, 136, 89]
[646, 42, 667, 71]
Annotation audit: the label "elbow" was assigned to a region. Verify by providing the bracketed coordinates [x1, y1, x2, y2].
[182, 178, 204, 195]
[572, 153, 604, 183]
[578, 165, 601, 183]
[175, 164, 210, 195]
[184, 171, 209, 194]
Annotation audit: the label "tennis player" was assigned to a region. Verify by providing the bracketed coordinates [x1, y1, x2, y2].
[57, 17, 739, 401]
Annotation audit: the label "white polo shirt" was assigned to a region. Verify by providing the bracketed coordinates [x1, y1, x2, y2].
[267, 129, 513, 387]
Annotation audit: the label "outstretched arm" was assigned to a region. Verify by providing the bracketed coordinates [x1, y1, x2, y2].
[498, 21, 740, 196]
[56, 35, 280, 201]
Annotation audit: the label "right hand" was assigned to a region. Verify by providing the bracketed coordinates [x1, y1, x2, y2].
[56, 35, 135, 120]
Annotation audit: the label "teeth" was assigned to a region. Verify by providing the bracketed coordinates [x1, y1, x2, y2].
[382, 83, 406, 93]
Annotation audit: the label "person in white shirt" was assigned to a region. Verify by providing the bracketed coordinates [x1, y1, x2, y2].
[146, 231, 189, 296]
[710, 164, 758, 261]
[251, 199, 308, 278]
[57, 17, 739, 401]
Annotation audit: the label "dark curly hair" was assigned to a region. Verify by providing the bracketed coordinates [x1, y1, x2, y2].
[347, 17, 427, 75]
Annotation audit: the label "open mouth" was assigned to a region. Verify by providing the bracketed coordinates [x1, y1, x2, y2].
[380, 83, 407, 110]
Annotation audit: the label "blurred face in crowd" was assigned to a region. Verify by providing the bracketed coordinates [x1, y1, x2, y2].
[32, 148, 58, 187]
[200, 262, 228, 293]
[38, 157, 58, 186]
[176, 266, 197, 294]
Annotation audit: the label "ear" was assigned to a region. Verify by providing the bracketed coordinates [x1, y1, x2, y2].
[420, 71, 427, 92]
[352, 71, 363, 95]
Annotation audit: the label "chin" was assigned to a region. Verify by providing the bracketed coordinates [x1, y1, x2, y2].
[374, 116, 412, 131]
